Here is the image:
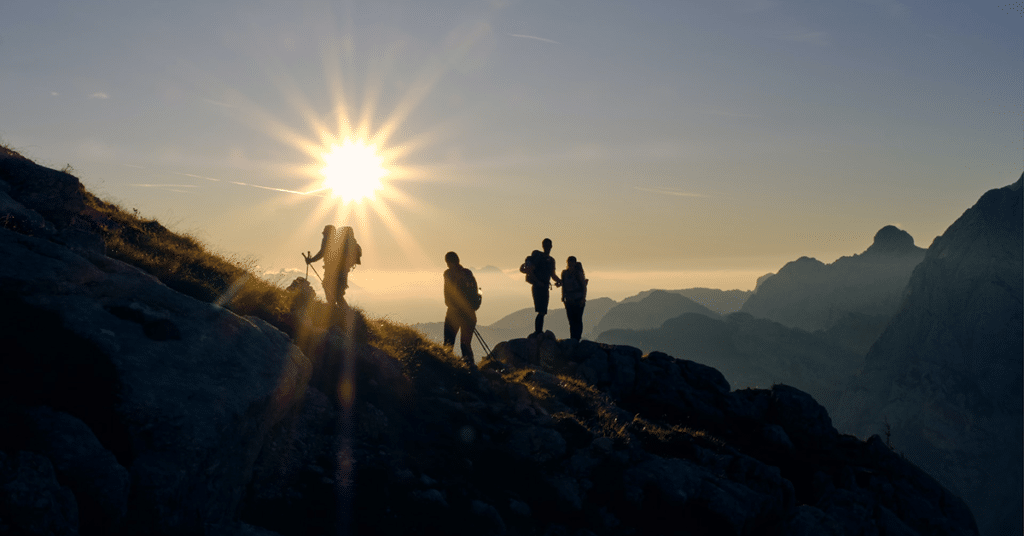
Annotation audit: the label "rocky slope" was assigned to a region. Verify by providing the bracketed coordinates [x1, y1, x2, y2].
[0, 148, 980, 535]
[741, 226, 926, 333]
[834, 175, 1023, 536]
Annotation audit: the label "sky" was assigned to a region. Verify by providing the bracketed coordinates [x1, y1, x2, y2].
[1, 0, 1021, 324]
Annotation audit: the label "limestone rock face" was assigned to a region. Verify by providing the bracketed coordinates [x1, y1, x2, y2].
[741, 227, 926, 332]
[835, 176, 1023, 536]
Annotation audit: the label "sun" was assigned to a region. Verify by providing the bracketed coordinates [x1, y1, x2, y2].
[319, 138, 389, 203]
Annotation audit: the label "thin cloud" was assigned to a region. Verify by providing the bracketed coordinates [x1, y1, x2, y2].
[203, 98, 237, 108]
[508, 34, 561, 45]
[722, 0, 779, 14]
[858, 0, 909, 18]
[701, 109, 763, 119]
[50, 92, 59, 97]
[130, 184, 199, 194]
[131, 184, 200, 188]
[775, 31, 829, 46]
[635, 187, 709, 198]
[180, 172, 323, 196]
[89, 92, 110, 99]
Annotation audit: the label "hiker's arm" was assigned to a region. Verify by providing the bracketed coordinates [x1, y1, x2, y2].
[307, 236, 328, 263]
[442, 272, 452, 308]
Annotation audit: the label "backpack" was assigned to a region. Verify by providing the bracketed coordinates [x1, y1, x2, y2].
[339, 227, 362, 267]
[520, 250, 548, 285]
[562, 265, 588, 302]
[454, 268, 482, 311]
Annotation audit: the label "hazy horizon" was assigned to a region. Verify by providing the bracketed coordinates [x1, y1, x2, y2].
[263, 263, 776, 324]
[2, 0, 1020, 316]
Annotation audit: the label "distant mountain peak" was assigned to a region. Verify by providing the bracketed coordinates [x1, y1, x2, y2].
[864, 225, 921, 256]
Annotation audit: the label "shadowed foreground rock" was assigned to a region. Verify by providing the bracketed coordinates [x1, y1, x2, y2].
[245, 329, 978, 536]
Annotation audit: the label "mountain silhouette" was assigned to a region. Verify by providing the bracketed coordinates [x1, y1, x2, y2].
[618, 287, 752, 315]
[835, 175, 1023, 536]
[741, 226, 926, 332]
[591, 290, 720, 339]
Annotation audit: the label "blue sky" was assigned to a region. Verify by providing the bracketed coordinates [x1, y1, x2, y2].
[1, 0, 1020, 321]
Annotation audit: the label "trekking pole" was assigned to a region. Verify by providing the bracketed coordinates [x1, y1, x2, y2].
[303, 252, 309, 280]
[474, 328, 492, 357]
[307, 260, 324, 283]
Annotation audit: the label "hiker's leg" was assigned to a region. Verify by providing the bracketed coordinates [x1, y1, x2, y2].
[460, 310, 476, 362]
[565, 301, 580, 339]
[323, 269, 337, 305]
[572, 300, 587, 339]
[532, 285, 549, 334]
[443, 309, 457, 347]
[460, 329, 474, 364]
[336, 270, 348, 300]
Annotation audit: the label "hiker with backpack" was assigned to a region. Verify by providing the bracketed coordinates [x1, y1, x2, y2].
[443, 251, 481, 367]
[304, 225, 362, 307]
[520, 238, 562, 335]
[560, 256, 588, 340]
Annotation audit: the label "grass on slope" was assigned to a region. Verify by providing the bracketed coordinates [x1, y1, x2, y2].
[82, 190, 294, 324]
[72, 168, 476, 380]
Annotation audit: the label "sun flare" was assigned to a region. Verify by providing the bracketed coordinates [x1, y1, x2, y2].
[319, 139, 389, 203]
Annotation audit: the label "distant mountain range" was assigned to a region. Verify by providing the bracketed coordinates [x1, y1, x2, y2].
[412, 297, 618, 352]
[741, 225, 926, 332]
[618, 287, 752, 315]
[590, 290, 720, 339]
[412, 288, 751, 352]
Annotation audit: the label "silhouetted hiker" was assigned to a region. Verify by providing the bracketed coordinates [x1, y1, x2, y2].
[443, 251, 481, 368]
[520, 238, 562, 334]
[560, 256, 588, 340]
[305, 225, 361, 307]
